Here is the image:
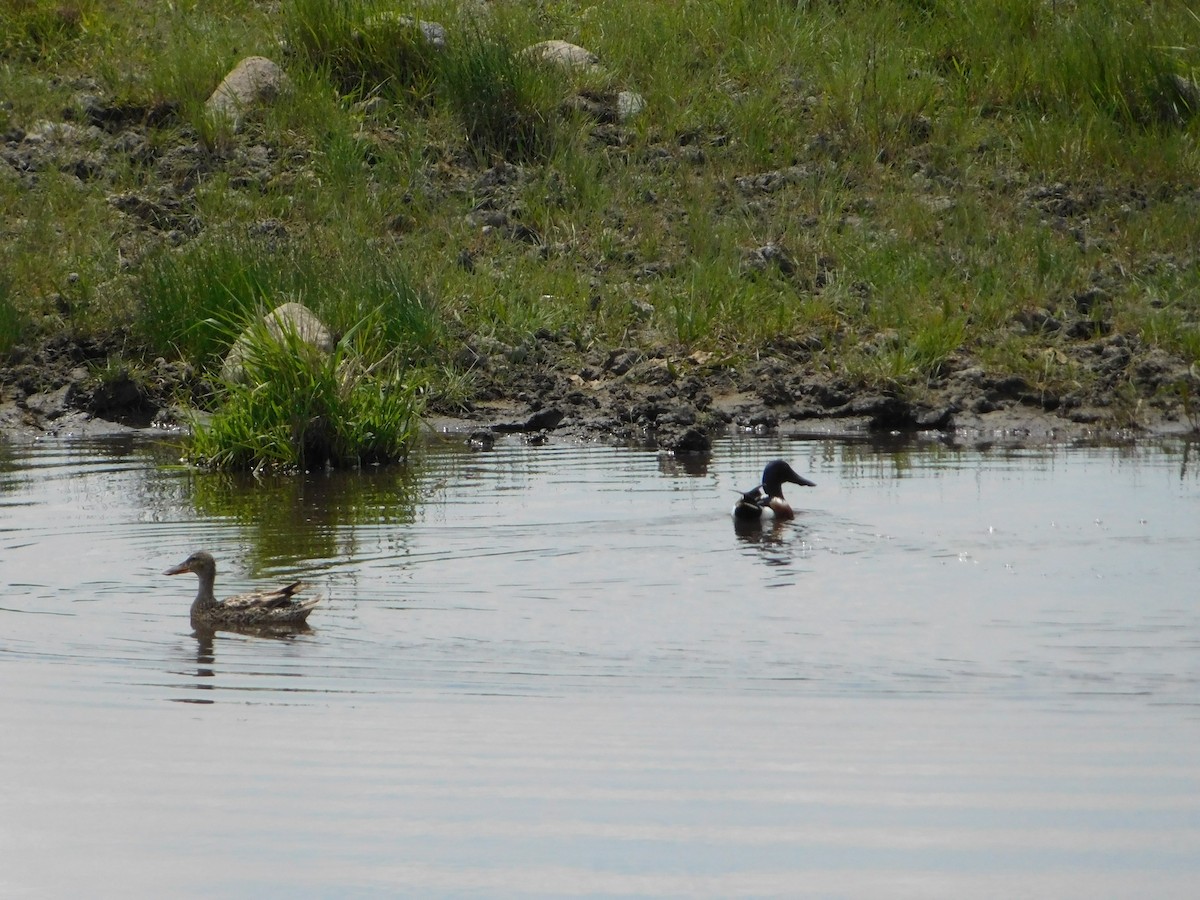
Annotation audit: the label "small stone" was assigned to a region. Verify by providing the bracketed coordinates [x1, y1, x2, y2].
[617, 91, 646, 122]
[606, 348, 642, 376]
[525, 407, 564, 431]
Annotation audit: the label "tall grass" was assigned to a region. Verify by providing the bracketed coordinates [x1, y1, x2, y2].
[0, 0, 95, 62]
[135, 237, 441, 368]
[0, 273, 29, 354]
[282, 0, 441, 102]
[187, 314, 424, 472]
[438, 29, 567, 160]
[281, 0, 565, 158]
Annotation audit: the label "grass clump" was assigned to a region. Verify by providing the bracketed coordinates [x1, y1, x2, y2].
[281, 0, 566, 158]
[0, 0, 94, 62]
[135, 237, 441, 370]
[0, 273, 30, 354]
[438, 29, 568, 160]
[188, 313, 424, 473]
[281, 0, 442, 102]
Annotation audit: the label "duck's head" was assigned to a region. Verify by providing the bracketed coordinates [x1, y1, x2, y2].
[164, 551, 217, 579]
[761, 459, 815, 498]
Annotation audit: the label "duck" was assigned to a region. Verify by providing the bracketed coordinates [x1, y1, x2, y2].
[732, 459, 816, 522]
[163, 551, 320, 629]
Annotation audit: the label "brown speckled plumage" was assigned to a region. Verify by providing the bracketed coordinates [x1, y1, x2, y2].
[164, 551, 320, 628]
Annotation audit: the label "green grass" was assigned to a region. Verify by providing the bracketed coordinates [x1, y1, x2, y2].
[0, 0, 96, 63]
[437, 27, 570, 161]
[1, 0, 1199, 454]
[187, 312, 424, 472]
[0, 273, 30, 353]
[135, 236, 440, 368]
[282, 0, 443, 103]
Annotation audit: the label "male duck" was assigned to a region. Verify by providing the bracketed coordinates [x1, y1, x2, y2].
[164, 551, 320, 629]
[732, 459, 816, 522]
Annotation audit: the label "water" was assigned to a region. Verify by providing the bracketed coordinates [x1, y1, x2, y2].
[2, 432, 1199, 898]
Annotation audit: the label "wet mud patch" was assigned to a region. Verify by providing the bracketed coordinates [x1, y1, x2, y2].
[2, 322, 1197, 447]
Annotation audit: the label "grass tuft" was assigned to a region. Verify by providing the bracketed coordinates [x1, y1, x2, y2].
[0, 273, 30, 354]
[0, 0, 94, 62]
[282, 0, 441, 103]
[438, 29, 567, 161]
[135, 237, 441, 370]
[187, 312, 424, 472]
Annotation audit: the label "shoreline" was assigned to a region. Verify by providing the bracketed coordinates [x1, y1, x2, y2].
[3, 333, 1194, 449]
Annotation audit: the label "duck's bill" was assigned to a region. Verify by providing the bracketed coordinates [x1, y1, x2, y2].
[163, 562, 190, 576]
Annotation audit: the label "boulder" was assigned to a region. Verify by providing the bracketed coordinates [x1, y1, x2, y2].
[206, 56, 291, 131]
[221, 302, 334, 384]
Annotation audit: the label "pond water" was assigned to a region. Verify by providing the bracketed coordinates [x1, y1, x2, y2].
[1, 431, 1198, 898]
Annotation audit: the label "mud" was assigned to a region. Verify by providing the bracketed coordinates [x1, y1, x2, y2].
[2, 324, 1195, 450]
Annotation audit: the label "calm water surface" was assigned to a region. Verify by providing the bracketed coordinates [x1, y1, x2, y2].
[1, 432, 1198, 898]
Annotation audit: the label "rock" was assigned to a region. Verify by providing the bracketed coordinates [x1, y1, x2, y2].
[665, 426, 711, 454]
[734, 165, 808, 194]
[107, 192, 193, 232]
[362, 13, 448, 51]
[742, 242, 796, 276]
[605, 348, 643, 376]
[616, 90, 646, 122]
[522, 40, 601, 73]
[988, 374, 1030, 399]
[525, 407, 565, 431]
[22, 384, 71, 421]
[492, 406, 565, 433]
[1134, 348, 1190, 390]
[206, 57, 291, 131]
[843, 395, 914, 429]
[915, 406, 953, 429]
[466, 430, 495, 450]
[1015, 307, 1061, 334]
[221, 301, 334, 384]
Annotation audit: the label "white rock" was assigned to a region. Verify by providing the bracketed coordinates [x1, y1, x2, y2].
[221, 302, 334, 384]
[522, 40, 601, 73]
[206, 56, 291, 131]
[617, 90, 646, 122]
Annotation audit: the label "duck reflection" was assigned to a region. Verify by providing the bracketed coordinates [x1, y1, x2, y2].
[733, 516, 807, 568]
[172, 623, 313, 704]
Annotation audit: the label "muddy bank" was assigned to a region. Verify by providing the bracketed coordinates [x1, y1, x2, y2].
[4, 74, 1199, 452]
[2, 327, 1195, 449]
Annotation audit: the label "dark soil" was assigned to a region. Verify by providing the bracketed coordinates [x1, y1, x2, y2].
[3, 322, 1196, 447]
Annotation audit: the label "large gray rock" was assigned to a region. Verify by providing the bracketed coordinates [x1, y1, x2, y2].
[221, 302, 334, 384]
[522, 40, 601, 73]
[206, 56, 291, 131]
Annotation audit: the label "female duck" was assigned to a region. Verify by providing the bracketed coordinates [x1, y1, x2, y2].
[732, 459, 815, 522]
[163, 551, 320, 629]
